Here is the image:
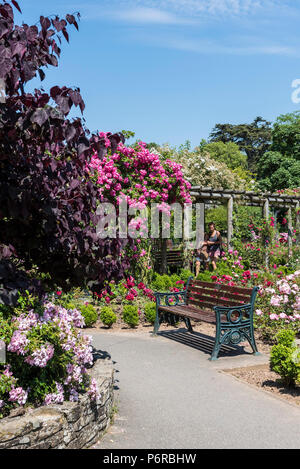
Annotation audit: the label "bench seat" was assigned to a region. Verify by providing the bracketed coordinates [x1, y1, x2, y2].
[158, 305, 216, 323]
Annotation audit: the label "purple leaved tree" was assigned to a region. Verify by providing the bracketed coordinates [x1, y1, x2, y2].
[0, 0, 130, 305]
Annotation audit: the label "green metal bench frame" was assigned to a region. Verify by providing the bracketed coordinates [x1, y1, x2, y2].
[153, 276, 260, 361]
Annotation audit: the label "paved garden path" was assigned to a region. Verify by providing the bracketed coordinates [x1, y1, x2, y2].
[90, 329, 300, 449]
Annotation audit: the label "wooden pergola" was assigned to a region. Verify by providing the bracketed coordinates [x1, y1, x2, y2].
[190, 186, 300, 261]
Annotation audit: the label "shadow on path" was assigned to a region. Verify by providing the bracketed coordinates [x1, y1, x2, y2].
[158, 328, 252, 359]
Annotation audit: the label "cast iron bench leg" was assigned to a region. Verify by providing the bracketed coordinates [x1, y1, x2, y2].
[153, 310, 160, 335]
[248, 326, 261, 356]
[184, 317, 193, 333]
[210, 320, 221, 361]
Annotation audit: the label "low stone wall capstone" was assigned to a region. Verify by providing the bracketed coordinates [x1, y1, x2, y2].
[0, 358, 114, 449]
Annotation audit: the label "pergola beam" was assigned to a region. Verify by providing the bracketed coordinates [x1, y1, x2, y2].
[190, 187, 300, 206]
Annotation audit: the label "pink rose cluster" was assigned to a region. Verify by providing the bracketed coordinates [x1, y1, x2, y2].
[257, 271, 300, 325]
[123, 276, 155, 302]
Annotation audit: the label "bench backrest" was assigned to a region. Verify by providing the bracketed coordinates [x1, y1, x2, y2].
[154, 250, 184, 266]
[186, 279, 254, 310]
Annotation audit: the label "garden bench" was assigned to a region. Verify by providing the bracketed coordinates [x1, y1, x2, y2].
[153, 277, 260, 360]
[153, 249, 184, 270]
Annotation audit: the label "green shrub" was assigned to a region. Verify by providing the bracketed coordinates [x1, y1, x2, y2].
[179, 269, 193, 283]
[152, 271, 192, 292]
[78, 303, 98, 327]
[144, 302, 156, 325]
[100, 306, 117, 328]
[270, 330, 300, 387]
[170, 274, 180, 287]
[196, 270, 213, 281]
[151, 273, 167, 291]
[123, 305, 139, 328]
[162, 274, 172, 289]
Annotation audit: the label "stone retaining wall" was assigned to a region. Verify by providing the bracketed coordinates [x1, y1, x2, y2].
[0, 358, 114, 449]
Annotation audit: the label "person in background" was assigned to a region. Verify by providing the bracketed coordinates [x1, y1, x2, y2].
[195, 222, 222, 275]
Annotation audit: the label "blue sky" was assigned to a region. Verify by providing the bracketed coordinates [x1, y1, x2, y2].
[14, 0, 300, 147]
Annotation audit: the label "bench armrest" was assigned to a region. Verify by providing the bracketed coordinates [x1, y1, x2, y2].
[154, 276, 193, 307]
[213, 286, 258, 321]
[155, 291, 187, 307]
[213, 303, 253, 325]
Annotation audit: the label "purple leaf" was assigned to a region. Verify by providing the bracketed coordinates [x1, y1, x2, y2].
[30, 108, 49, 126]
[11, 0, 22, 13]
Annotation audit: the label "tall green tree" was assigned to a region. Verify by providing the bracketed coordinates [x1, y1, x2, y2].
[272, 111, 300, 160]
[209, 117, 272, 170]
[257, 151, 300, 191]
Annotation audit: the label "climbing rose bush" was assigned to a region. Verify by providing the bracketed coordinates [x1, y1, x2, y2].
[0, 301, 99, 418]
[87, 138, 192, 282]
[88, 138, 192, 207]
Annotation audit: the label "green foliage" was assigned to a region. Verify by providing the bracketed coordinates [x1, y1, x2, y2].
[232, 206, 264, 241]
[151, 274, 167, 291]
[100, 307, 117, 328]
[121, 130, 135, 141]
[77, 304, 98, 328]
[209, 117, 272, 170]
[196, 270, 213, 281]
[201, 141, 247, 170]
[270, 330, 300, 387]
[257, 151, 300, 191]
[162, 275, 172, 290]
[144, 302, 156, 325]
[0, 313, 13, 343]
[179, 269, 193, 283]
[123, 305, 139, 328]
[170, 274, 181, 285]
[272, 111, 300, 160]
[206, 205, 263, 241]
[151, 273, 184, 291]
[206, 205, 228, 234]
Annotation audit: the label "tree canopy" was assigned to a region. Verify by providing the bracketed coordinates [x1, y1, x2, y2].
[272, 111, 300, 160]
[257, 151, 300, 192]
[0, 0, 128, 304]
[209, 117, 272, 170]
[198, 141, 247, 170]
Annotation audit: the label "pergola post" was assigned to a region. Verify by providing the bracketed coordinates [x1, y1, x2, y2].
[227, 197, 233, 249]
[288, 207, 293, 259]
[182, 203, 192, 270]
[196, 202, 205, 249]
[263, 198, 269, 219]
[263, 199, 270, 269]
[160, 238, 167, 274]
[296, 202, 300, 245]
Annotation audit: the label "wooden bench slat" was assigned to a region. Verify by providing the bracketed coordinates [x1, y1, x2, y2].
[192, 280, 253, 295]
[188, 299, 218, 310]
[188, 285, 251, 303]
[188, 296, 245, 308]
